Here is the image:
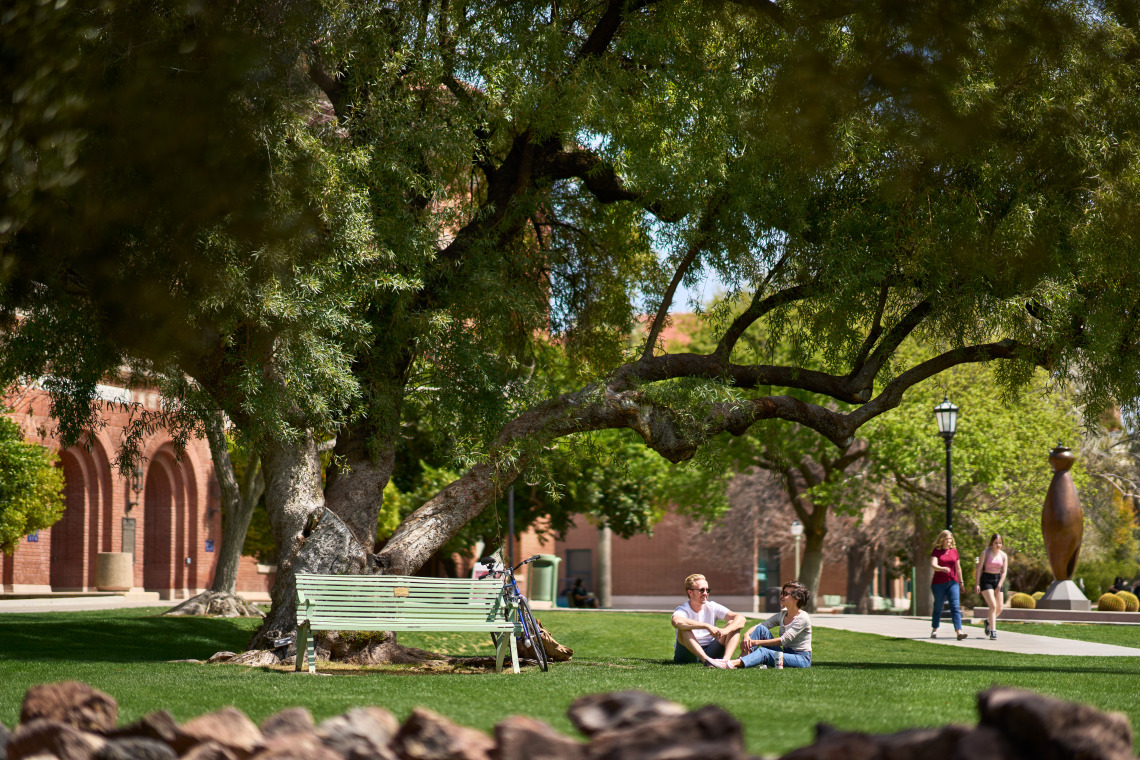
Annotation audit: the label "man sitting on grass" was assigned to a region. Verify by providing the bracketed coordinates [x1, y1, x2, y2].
[671, 573, 745, 668]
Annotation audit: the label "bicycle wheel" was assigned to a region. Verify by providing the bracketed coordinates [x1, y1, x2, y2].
[517, 598, 549, 671]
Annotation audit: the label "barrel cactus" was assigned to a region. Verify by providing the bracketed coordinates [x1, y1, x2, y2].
[1009, 592, 1036, 609]
[1031, 591, 1045, 601]
[1097, 593, 1126, 611]
[1117, 590, 1139, 612]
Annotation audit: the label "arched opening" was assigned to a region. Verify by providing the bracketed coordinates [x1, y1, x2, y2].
[143, 464, 173, 595]
[51, 451, 88, 591]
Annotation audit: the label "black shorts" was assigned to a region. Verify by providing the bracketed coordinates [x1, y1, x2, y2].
[979, 572, 1002, 592]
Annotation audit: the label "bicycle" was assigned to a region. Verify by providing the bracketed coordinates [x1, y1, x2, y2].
[479, 554, 549, 671]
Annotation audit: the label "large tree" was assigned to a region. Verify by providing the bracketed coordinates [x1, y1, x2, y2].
[6, 0, 1140, 652]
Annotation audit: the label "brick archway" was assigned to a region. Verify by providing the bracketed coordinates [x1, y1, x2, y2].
[50, 450, 88, 591]
[143, 463, 173, 595]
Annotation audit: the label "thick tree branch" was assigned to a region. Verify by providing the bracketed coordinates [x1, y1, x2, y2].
[535, 147, 681, 221]
[850, 283, 890, 370]
[642, 192, 727, 360]
[846, 299, 932, 401]
[714, 277, 807, 362]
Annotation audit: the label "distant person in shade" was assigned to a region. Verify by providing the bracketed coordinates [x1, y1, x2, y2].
[931, 529, 968, 641]
[723, 580, 813, 669]
[671, 573, 745, 668]
[569, 578, 599, 608]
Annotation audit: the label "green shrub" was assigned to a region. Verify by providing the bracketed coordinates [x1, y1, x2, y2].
[1009, 592, 1036, 609]
[0, 416, 66, 553]
[1097, 593, 1126, 611]
[1116, 590, 1139, 612]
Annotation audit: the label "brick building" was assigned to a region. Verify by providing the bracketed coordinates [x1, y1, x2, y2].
[2, 383, 273, 599]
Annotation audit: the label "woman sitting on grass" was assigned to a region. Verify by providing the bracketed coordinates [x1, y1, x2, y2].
[722, 581, 812, 669]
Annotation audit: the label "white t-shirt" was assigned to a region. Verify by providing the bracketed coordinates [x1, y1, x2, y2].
[673, 600, 730, 646]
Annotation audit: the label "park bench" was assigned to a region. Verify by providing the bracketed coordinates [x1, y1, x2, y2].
[294, 573, 523, 674]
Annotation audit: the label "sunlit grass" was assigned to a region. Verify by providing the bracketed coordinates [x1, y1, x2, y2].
[1, 608, 1138, 756]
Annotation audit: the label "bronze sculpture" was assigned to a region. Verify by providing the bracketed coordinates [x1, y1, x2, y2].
[1041, 444, 1082, 581]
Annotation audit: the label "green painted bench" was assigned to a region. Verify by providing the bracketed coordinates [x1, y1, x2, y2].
[294, 573, 522, 674]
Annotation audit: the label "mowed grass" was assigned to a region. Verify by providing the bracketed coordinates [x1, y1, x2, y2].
[1, 608, 1139, 756]
[966, 618, 1140, 648]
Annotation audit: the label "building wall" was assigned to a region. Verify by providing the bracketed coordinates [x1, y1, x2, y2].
[553, 507, 851, 613]
[2, 386, 273, 599]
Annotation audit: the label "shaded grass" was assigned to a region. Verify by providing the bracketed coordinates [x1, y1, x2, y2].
[1, 608, 1138, 756]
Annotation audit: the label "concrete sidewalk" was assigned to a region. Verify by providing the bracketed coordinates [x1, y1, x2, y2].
[811, 614, 1140, 657]
[0, 594, 169, 614]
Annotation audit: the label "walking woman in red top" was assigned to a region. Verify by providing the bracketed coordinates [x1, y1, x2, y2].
[930, 530, 968, 640]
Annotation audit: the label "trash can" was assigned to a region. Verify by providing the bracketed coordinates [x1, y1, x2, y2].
[95, 552, 132, 592]
[528, 554, 562, 603]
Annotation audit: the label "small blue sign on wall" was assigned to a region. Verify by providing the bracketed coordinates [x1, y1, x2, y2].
[205, 539, 215, 552]
[26, 532, 38, 542]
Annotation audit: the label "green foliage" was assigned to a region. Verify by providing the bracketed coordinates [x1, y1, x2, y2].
[1009, 593, 1036, 609]
[9, 0, 1140, 590]
[240, 505, 275, 565]
[0, 415, 65, 554]
[865, 347, 1084, 555]
[1096, 593, 1125, 612]
[1074, 556, 1138, 600]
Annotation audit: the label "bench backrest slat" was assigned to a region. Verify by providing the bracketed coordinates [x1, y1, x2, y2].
[295, 573, 512, 626]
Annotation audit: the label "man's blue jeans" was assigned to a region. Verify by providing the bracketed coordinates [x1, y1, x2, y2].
[738, 625, 812, 668]
[673, 638, 725, 663]
[931, 581, 962, 630]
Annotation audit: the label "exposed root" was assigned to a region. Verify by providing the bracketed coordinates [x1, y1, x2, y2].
[162, 590, 265, 618]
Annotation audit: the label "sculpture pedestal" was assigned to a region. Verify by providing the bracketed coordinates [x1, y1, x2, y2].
[1036, 580, 1090, 611]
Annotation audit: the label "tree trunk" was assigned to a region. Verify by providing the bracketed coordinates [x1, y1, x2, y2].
[598, 523, 612, 608]
[845, 540, 885, 614]
[375, 459, 525, 575]
[164, 410, 263, 617]
[323, 420, 396, 549]
[798, 524, 825, 613]
[205, 412, 263, 595]
[248, 431, 328, 649]
[912, 525, 935, 617]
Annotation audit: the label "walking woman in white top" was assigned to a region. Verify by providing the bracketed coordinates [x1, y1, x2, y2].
[973, 533, 1009, 640]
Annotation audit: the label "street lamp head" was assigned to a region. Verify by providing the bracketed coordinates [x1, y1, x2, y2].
[790, 519, 804, 538]
[934, 395, 958, 438]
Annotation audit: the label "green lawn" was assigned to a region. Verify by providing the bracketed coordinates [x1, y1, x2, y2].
[967, 618, 1140, 648]
[2, 608, 1139, 756]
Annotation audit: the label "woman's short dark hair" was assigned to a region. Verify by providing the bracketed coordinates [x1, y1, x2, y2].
[782, 581, 810, 607]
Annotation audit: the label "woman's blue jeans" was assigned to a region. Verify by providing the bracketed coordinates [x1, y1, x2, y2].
[931, 581, 961, 630]
[738, 625, 812, 668]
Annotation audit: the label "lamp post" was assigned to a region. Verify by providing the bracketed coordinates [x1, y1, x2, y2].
[128, 464, 144, 513]
[933, 396, 959, 532]
[790, 518, 804, 579]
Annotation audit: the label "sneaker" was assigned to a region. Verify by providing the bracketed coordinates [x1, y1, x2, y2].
[956, 630, 968, 640]
[930, 630, 938, 639]
[984, 622, 991, 636]
[706, 658, 729, 669]
[990, 630, 997, 640]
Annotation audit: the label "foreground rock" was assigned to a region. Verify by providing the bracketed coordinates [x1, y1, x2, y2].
[2, 682, 1134, 760]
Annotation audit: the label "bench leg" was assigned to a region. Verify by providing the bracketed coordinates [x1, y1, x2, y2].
[493, 633, 506, 674]
[295, 621, 315, 674]
[509, 630, 519, 674]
